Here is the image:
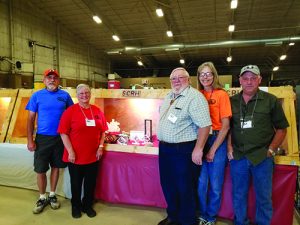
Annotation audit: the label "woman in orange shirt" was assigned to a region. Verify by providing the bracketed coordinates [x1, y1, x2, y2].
[197, 62, 232, 225]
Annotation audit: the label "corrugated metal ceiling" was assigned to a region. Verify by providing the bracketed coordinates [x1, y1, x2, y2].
[27, 0, 300, 82]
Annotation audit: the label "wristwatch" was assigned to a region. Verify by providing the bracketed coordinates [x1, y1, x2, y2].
[268, 148, 276, 157]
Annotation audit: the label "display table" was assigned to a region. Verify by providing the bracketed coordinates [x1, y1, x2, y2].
[95, 151, 297, 225]
[0, 143, 66, 197]
[95, 151, 165, 207]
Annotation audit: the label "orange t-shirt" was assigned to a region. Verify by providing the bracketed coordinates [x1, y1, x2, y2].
[200, 89, 232, 130]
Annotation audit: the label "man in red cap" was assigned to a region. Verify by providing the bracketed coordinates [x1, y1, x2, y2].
[26, 69, 73, 214]
[43, 69, 59, 78]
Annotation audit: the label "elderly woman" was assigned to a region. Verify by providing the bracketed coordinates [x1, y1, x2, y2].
[58, 84, 107, 219]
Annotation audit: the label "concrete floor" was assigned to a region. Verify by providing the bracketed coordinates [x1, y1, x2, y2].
[0, 185, 298, 225]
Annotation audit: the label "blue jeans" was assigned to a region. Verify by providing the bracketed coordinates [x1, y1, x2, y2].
[198, 135, 227, 222]
[159, 141, 200, 225]
[230, 157, 274, 225]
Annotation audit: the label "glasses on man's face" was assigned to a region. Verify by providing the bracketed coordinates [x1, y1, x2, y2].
[199, 72, 213, 78]
[170, 76, 188, 82]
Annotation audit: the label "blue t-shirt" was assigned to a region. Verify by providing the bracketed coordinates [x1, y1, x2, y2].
[26, 88, 74, 136]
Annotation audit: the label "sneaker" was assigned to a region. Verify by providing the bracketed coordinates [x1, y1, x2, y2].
[48, 195, 60, 209]
[33, 198, 48, 214]
[205, 221, 216, 225]
[199, 217, 207, 225]
[82, 207, 96, 218]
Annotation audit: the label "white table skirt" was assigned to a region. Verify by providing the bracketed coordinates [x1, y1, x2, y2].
[0, 143, 71, 198]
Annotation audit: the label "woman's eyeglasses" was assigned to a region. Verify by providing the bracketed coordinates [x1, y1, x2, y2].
[199, 72, 213, 78]
[78, 92, 91, 96]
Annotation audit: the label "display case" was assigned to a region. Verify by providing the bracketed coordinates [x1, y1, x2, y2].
[91, 89, 169, 155]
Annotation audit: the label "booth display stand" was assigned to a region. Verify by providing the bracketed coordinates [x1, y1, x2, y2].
[0, 87, 298, 225]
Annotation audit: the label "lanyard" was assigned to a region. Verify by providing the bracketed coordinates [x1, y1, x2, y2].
[204, 88, 215, 104]
[159, 93, 181, 121]
[79, 105, 95, 121]
[239, 93, 258, 124]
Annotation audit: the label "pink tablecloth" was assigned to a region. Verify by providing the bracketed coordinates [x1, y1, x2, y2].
[95, 151, 297, 225]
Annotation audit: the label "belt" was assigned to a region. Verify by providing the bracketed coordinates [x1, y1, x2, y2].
[211, 130, 219, 136]
[159, 140, 196, 146]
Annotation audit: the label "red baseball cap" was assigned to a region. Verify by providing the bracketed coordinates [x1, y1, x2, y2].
[44, 69, 60, 78]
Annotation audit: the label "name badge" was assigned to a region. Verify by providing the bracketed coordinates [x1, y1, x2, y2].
[168, 113, 177, 123]
[86, 119, 96, 127]
[241, 120, 253, 129]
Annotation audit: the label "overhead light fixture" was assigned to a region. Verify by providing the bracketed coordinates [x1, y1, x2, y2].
[156, 8, 164, 17]
[92, 15, 102, 24]
[228, 24, 235, 32]
[226, 56, 232, 62]
[179, 59, 185, 64]
[273, 66, 279, 71]
[265, 41, 282, 46]
[112, 35, 120, 41]
[125, 46, 136, 51]
[107, 50, 121, 55]
[230, 0, 238, 9]
[289, 42, 295, 46]
[137, 60, 143, 66]
[279, 55, 287, 60]
[165, 47, 179, 52]
[166, 30, 173, 37]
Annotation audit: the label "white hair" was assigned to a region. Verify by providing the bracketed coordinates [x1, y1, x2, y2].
[170, 67, 190, 77]
[76, 83, 90, 94]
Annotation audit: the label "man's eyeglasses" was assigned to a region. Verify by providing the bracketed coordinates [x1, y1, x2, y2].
[199, 72, 213, 78]
[170, 76, 188, 82]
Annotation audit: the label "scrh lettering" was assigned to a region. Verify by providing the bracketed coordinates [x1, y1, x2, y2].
[122, 90, 141, 97]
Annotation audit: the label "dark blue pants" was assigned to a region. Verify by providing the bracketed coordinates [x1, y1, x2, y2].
[159, 141, 200, 225]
